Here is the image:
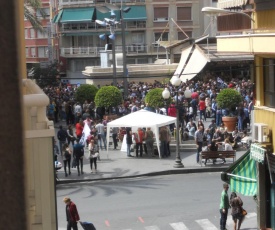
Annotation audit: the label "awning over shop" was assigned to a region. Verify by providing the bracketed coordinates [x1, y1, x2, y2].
[172, 45, 193, 78]
[221, 151, 257, 196]
[217, 0, 248, 9]
[180, 44, 209, 82]
[123, 6, 147, 21]
[53, 9, 63, 23]
[60, 8, 95, 23]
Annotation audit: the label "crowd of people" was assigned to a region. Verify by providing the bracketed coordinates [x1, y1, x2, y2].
[49, 76, 254, 168]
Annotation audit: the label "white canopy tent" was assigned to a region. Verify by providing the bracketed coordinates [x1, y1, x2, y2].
[106, 110, 177, 158]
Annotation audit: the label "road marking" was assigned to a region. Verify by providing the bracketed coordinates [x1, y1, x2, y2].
[138, 216, 145, 223]
[196, 219, 218, 230]
[170, 222, 189, 230]
[145, 226, 160, 230]
[105, 220, 110, 227]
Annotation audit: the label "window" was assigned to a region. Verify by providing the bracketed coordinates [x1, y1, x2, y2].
[30, 47, 36, 57]
[132, 33, 145, 44]
[25, 48, 29, 57]
[263, 58, 275, 107]
[154, 7, 168, 21]
[25, 29, 28, 39]
[177, 7, 192, 21]
[37, 29, 47, 39]
[154, 32, 169, 42]
[38, 47, 48, 58]
[178, 31, 192, 40]
[36, 8, 50, 18]
[30, 28, 35, 38]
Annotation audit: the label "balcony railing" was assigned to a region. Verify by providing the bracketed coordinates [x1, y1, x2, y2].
[59, 0, 94, 6]
[60, 21, 146, 33]
[60, 44, 149, 56]
[59, 0, 145, 5]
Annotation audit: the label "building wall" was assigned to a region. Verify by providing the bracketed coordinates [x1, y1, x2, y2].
[255, 9, 275, 28]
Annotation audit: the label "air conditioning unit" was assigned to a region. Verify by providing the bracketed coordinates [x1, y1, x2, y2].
[252, 123, 270, 143]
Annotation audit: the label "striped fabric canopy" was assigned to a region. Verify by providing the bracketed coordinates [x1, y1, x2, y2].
[229, 152, 257, 196]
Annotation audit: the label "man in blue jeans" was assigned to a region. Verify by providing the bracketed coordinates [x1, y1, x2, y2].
[194, 125, 204, 163]
[73, 138, 84, 176]
[220, 183, 230, 230]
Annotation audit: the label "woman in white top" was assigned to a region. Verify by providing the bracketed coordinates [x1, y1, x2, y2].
[224, 138, 233, 151]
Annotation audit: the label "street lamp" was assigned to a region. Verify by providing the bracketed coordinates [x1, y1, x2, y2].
[163, 77, 184, 168]
[162, 87, 170, 115]
[95, 2, 130, 97]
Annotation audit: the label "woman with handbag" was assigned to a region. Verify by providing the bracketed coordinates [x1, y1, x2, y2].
[230, 192, 245, 230]
[62, 143, 72, 177]
[88, 139, 99, 173]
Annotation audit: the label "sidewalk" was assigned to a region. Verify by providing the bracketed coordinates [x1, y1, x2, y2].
[56, 144, 247, 184]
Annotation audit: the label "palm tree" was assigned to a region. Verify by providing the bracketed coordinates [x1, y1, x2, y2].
[24, 0, 45, 32]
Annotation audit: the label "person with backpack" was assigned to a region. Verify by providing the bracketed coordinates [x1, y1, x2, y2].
[73, 138, 85, 176]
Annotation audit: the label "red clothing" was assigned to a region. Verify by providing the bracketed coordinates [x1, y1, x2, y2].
[75, 123, 83, 137]
[168, 104, 177, 117]
[66, 201, 80, 222]
[198, 100, 206, 111]
[134, 130, 144, 144]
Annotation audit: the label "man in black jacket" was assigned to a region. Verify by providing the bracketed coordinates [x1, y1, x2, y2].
[57, 125, 67, 153]
[73, 138, 85, 176]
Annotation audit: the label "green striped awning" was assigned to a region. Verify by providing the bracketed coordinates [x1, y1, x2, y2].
[221, 150, 257, 196]
[53, 9, 63, 23]
[123, 6, 147, 21]
[60, 8, 95, 23]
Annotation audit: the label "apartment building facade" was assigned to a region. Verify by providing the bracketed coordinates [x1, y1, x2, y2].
[216, 0, 275, 229]
[51, 0, 215, 84]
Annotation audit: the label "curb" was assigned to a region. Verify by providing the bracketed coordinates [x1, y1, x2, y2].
[56, 166, 228, 185]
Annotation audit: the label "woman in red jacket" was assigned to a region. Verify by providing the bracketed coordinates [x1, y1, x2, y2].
[168, 102, 177, 117]
[198, 98, 207, 122]
[63, 197, 80, 230]
[75, 119, 84, 139]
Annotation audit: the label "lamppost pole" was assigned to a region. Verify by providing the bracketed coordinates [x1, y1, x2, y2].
[162, 82, 184, 168]
[174, 88, 183, 168]
[111, 37, 117, 86]
[120, 2, 128, 99]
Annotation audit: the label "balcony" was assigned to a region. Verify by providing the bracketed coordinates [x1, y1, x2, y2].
[59, 0, 145, 5]
[59, 0, 94, 6]
[217, 30, 275, 54]
[60, 44, 149, 57]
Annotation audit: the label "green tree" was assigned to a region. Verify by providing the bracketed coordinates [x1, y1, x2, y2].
[94, 86, 123, 108]
[30, 61, 60, 88]
[24, 0, 45, 32]
[145, 88, 171, 108]
[75, 84, 98, 104]
[216, 88, 243, 116]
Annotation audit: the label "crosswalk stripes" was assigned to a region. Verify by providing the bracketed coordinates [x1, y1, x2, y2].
[195, 219, 218, 230]
[59, 212, 257, 229]
[144, 226, 160, 230]
[170, 222, 189, 230]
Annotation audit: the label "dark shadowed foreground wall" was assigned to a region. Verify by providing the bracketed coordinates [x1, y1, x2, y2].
[0, 1, 27, 229]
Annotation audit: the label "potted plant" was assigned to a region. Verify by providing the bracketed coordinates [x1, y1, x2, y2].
[216, 88, 243, 132]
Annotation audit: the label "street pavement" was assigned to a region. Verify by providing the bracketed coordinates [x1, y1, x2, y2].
[56, 147, 246, 184]
[55, 118, 248, 184]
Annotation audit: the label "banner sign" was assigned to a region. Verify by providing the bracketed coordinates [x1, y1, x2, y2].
[250, 143, 266, 164]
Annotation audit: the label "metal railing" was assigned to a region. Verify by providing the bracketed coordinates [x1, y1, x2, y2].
[59, 0, 145, 5]
[60, 44, 149, 56]
[59, 0, 94, 6]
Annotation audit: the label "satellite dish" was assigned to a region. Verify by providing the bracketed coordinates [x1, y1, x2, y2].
[95, 20, 106, 26]
[96, 6, 109, 13]
[105, 3, 120, 11]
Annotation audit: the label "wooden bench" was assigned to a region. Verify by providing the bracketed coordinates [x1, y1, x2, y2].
[200, 150, 236, 166]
